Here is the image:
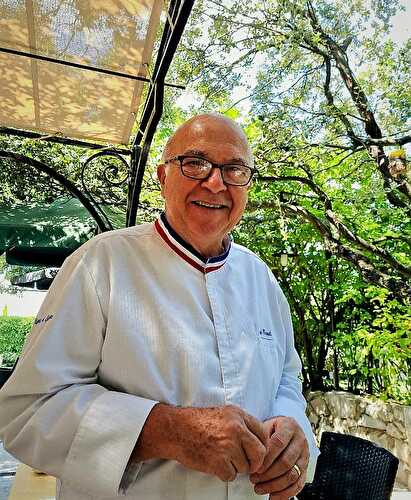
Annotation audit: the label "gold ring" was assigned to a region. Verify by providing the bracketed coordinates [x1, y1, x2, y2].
[292, 464, 301, 477]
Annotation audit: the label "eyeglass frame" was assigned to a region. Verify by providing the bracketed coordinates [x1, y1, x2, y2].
[164, 155, 258, 186]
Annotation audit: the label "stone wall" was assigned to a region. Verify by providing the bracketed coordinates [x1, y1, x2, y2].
[306, 391, 411, 490]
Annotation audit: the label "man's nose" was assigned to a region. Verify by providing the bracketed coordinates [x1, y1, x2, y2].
[200, 167, 227, 192]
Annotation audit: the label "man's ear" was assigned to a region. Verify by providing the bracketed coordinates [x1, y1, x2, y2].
[157, 164, 167, 197]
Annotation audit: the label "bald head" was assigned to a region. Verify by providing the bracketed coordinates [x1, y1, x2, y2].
[162, 113, 253, 167]
[157, 112, 253, 257]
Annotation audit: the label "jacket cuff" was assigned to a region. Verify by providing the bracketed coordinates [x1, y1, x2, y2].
[62, 391, 158, 497]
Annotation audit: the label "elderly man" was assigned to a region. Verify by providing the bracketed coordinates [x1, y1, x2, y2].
[0, 114, 318, 500]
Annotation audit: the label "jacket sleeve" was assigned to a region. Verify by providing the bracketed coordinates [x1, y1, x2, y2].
[270, 283, 320, 482]
[0, 248, 158, 497]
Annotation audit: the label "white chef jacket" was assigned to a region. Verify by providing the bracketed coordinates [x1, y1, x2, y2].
[0, 214, 319, 500]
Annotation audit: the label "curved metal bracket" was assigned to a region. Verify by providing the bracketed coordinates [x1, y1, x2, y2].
[83, 151, 129, 187]
[81, 150, 129, 230]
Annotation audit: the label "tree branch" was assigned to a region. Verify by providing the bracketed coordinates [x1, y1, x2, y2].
[304, 0, 411, 206]
[247, 199, 410, 299]
[324, 209, 411, 278]
[363, 135, 411, 147]
[323, 56, 360, 147]
[259, 172, 410, 277]
[282, 203, 411, 300]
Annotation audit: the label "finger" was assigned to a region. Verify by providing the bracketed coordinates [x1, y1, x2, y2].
[252, 446, 309, 486]
[265, 418, 295, 464]
[268, 471, 306, 499]
[252, 437, 307, 482]
[230, 445, 251, 474]
[241, 430, 267, 474]
[252, 461, 300, 492]
[216, 461, 237, 482]
[243, 412, 268, 446]
[258, 438, 286, 476]
[296, 449, 310, 473]
[261, 417, 308, 474]
[254, 435, 293, 477]
[255, 469, 307, 497]
[254, 450, 308, 497]
[242, 413, 267, 473]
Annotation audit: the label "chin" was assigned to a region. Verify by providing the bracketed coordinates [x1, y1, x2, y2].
[192, 222, 227, 240]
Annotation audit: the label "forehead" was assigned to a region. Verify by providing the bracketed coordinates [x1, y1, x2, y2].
[169, 117, 252, 163]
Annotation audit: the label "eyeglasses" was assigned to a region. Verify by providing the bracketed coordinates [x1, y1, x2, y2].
[165, 155, 257, 186]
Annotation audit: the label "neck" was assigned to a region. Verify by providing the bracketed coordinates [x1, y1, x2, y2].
[162, 213, 227, 259]
[192, 240, 225, 259]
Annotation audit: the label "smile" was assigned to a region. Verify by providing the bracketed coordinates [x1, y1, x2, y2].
[192, 201, 227, 209]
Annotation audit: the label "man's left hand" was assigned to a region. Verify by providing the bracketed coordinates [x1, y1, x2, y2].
[249, 416, 309, 499]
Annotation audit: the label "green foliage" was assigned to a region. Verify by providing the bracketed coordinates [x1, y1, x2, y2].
[170, 0, 411, 402]
[0, 0, 410, 405]
[0, 316, 34, 367]
[334, 286, 411, 404]
[0, 136, 82, 205]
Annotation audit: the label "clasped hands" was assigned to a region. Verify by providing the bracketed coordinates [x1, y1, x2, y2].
[135, 404, 309, 499]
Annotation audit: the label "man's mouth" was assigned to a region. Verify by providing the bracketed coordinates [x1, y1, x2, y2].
[192, 200, 228, 209]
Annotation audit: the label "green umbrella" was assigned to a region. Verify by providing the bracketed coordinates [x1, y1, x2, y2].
[0, 197, 125, 266]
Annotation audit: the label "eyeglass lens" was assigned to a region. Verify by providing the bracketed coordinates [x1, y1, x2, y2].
[181, 157, 252, 185]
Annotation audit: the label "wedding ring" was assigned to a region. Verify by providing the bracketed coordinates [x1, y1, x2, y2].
[292, 464, 301, 478]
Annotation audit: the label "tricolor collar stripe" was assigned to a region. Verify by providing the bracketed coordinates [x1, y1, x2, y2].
[159, 213, 230, 265]
[155, 214, 230, 274]
[155, 221, 205, 273]
[160, 213, 206, 264]
[205, 264, 224, 274]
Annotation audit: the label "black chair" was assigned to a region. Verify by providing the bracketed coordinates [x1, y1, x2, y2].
[297, 431, 399, 500]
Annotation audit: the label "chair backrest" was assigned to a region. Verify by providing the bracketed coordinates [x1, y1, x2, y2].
[306, 431, 399, 500]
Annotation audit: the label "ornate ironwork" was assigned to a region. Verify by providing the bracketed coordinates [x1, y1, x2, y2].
[80, 150, 130, 230]
[83, 151, 129, 187]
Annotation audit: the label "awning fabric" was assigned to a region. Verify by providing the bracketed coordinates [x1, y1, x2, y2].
[0, 197, 125, 266]
[0, 0, 162, 145]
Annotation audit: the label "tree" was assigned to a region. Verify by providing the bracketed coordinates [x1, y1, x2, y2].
[173, 0, 410, 296]
[167, 0, 411, 396]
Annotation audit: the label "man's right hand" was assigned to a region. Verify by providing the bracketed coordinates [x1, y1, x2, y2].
[133, 403, 267, 482]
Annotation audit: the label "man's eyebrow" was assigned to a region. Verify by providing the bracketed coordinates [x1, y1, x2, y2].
[182, 150, 249, 165]
[183, 149, 207, 157]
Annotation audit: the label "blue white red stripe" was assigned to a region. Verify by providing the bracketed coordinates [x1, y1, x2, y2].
[155, 213, 230, 274]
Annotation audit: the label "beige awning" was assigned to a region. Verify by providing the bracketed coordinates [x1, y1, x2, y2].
[0, 0, 162, 145]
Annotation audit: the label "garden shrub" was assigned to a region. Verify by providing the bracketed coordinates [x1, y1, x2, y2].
[0, 316, 34, 367]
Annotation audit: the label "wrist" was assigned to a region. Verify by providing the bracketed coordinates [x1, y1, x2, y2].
[132, 403, 182, 462]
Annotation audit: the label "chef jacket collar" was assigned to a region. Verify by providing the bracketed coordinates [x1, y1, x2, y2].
[155, 212, 231, 274]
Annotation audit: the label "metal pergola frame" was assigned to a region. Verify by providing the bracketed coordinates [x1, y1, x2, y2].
[0, 46, 185, 90]
[0, 0, 195, 235]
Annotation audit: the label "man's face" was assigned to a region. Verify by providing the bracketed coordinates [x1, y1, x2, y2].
[157, 116, 252, 255]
